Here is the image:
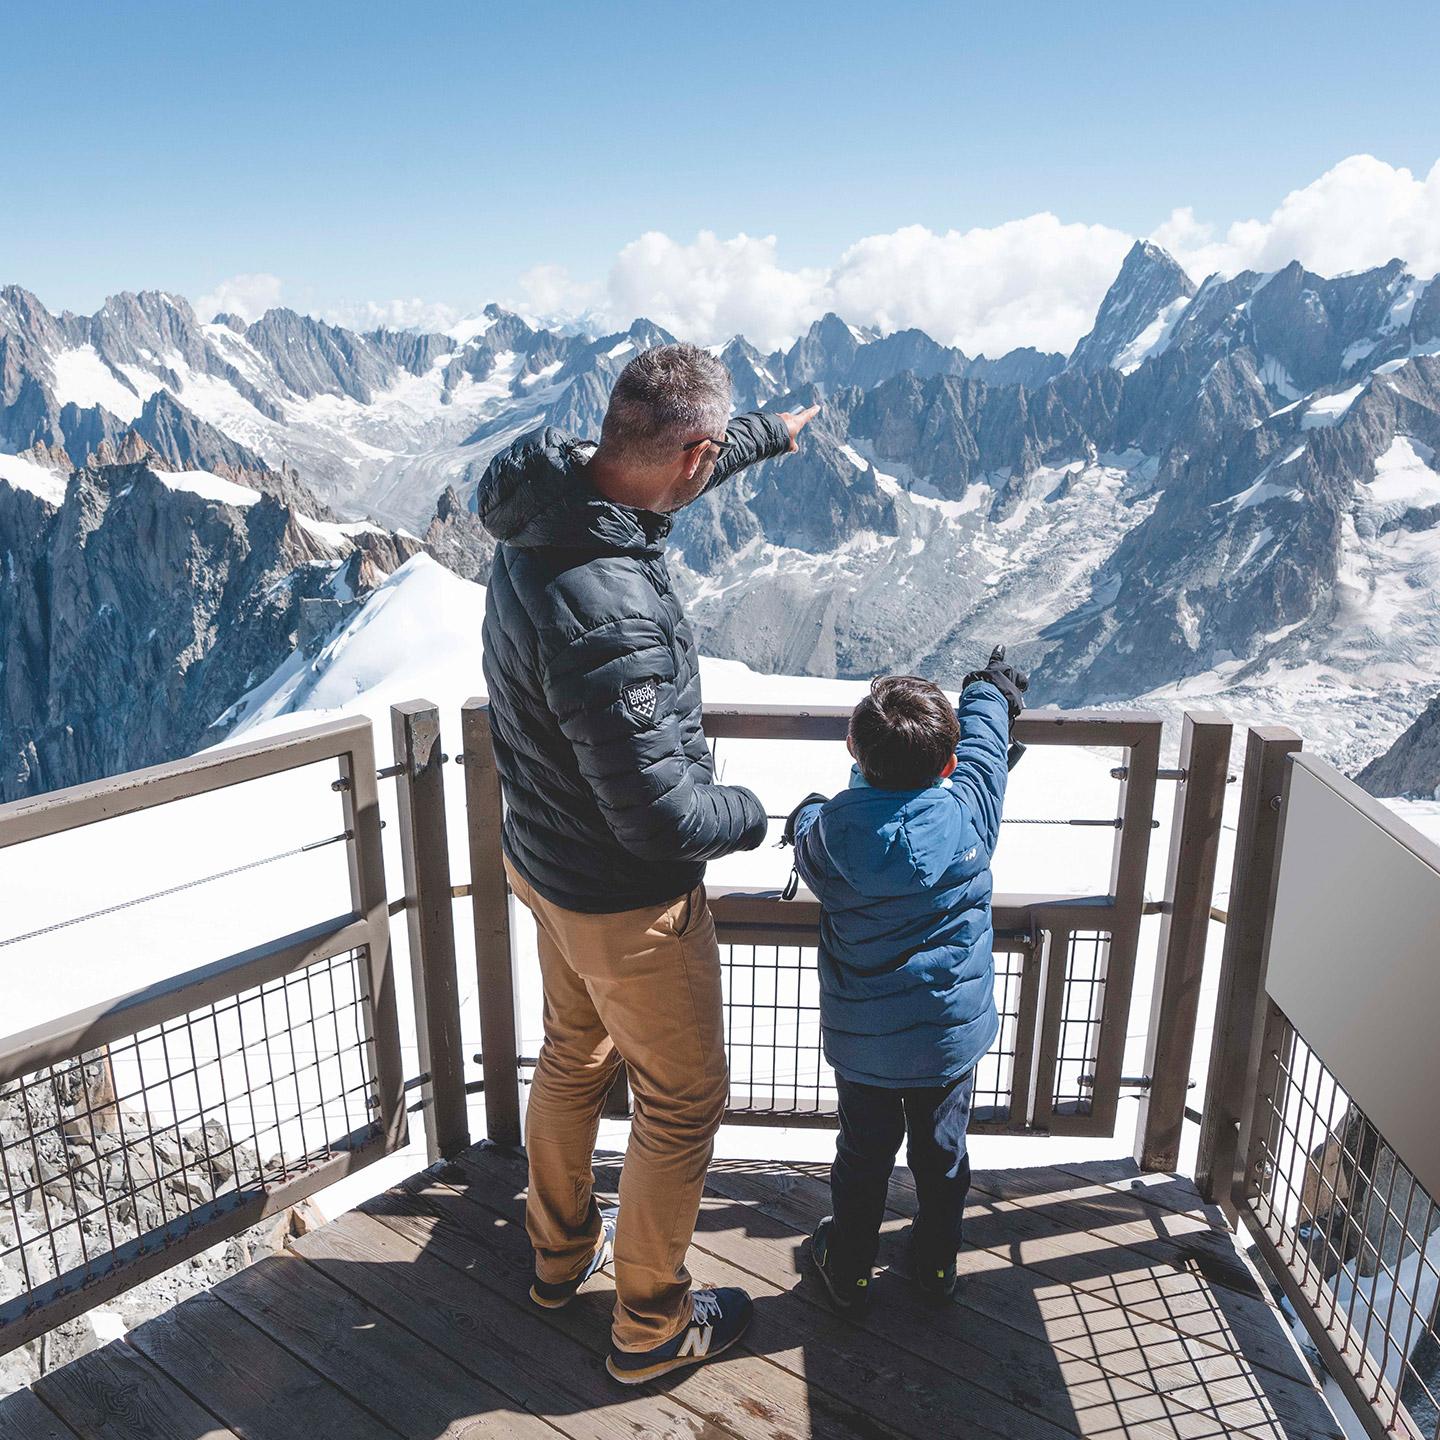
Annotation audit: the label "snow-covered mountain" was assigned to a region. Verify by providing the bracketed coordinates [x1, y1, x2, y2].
[4, 242, 1440, 772]
[664, 248, 1440, 767]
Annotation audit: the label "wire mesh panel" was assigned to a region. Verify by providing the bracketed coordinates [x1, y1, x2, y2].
[1244, 1004, 1440, 1438]
[0, 714, 402, 1358]
[1051, 930, 1111, 1118]
[718, 937, 1032, 1127]
[0, 943, 384, 1354]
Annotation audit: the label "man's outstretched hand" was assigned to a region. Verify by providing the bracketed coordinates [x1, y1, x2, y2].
[778, 404, 821, 453]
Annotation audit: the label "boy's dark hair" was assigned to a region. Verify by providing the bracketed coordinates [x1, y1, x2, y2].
[849, 675, 960, 789]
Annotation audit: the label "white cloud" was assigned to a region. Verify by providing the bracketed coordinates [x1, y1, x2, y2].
[589, 222, 1132, 356]
[1153, 155, 1440, 283]
[195, 272, 283, 323]
[515, 263, 603, 320]
[280, 153, 1440, 357]
[603, 233, 827, 353]
[560, 154, 1440, 356]
[319, 296, 464, 333]
[828, 218, 1133, 357]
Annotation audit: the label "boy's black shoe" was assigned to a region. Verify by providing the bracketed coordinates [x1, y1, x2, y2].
[810, 1217, 872, 1314]
[606, 1287, 752, 1384]
[529, 1207, 616, 1309]
[910, 1234, 959, 1301]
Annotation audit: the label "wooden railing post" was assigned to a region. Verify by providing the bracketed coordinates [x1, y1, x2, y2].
[1082, 721, 1161, 1137]
[461, 698, 522, 1147]
[1135, 711, 1232, 1173]
[338, 723, 407, 1153]
[1194, 725, 1301, 1214]
[390, 700, 469, 1163]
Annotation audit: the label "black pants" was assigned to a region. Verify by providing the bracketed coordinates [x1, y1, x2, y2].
[829, 1068, 974, 1274]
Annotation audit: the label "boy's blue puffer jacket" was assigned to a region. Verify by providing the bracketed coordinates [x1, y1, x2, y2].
[791, 681, 1010, 1089]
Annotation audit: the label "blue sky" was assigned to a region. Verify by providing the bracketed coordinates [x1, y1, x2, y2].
[4, 1, 1439, 351]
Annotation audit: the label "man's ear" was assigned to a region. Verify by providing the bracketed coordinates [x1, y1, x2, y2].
[846, 734, 856, 759]
[681, 444, 708, 484]
[939, 754, 957, 779]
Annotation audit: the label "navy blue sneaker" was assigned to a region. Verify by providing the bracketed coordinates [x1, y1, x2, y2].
[606, 1287, 752, 1384]
[529, 1208, 616, 1309]
[810, 1216, 871, 1314]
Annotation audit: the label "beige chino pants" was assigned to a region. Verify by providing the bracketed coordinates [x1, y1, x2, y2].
[505, 859, 729, 1351]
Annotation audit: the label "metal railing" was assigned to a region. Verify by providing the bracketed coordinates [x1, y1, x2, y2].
[0, 717, 406, 1358]
[1198, 738, 1440, 1440]
[461, 699, 1236, 1153]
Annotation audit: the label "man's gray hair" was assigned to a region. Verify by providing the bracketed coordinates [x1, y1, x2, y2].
[599, 343, 732, 466]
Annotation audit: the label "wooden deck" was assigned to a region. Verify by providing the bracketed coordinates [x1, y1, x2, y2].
[1, 1144, 1341, 1440]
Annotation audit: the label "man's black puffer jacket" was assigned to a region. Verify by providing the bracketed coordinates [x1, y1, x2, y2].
[478, 412, 791, 913]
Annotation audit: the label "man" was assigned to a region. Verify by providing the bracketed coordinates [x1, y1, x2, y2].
[477, 343, 818, 1384]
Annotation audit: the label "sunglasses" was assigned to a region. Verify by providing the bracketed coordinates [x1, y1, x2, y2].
[681, 435, 729, 455]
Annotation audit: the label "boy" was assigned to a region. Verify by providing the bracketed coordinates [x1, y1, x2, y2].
[783, 649, 1026, 1308]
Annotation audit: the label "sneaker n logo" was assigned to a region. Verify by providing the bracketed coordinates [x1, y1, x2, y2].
[675, 1325, 713, 1358]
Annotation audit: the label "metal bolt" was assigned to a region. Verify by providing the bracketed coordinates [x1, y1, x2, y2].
[331, 776, 351, 792]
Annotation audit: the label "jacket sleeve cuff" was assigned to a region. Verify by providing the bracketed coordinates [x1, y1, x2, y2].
[755, 410, 793, 458]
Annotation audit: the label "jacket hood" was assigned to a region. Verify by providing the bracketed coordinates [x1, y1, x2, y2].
[816, 782, 970, 899]
[475, 426, 671, 554]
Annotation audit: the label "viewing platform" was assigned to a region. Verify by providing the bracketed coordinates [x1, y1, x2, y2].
[2, 701, 1436, 1437]
[1, 1142, 1338, 1440]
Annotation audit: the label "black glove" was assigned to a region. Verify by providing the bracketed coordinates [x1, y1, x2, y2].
[780, 793, 828, 847]
[962, 644, 1029, 722]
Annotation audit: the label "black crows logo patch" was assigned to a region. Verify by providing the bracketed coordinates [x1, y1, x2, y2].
[623, 678, 658, 721]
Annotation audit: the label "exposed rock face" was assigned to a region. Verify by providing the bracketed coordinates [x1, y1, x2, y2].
[0, 1051, 323, 1396]
[1068, 240, 1197, 373]
[0, 457, 419, 799]
[1357, 691, 1440, 797]
[423, 484, 494, 584]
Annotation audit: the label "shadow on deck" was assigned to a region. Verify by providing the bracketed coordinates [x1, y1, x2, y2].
[1, 1145, 1341, 1440]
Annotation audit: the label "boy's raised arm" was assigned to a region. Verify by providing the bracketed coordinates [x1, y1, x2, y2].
[950, 649, 1027, 853]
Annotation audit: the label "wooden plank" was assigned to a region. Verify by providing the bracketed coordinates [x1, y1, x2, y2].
[961, 1164, 1259, 1294]
[360, 1172, 914, 1440]
[33, 1340, 238, 1440]
[460, 699, 522, 1146]
[441, 1149, 1081, 1440]
[391, 700, 468, 1163]
[1136, 713, 1233, 1172]
[692, 1155, 1338, 1440]
[0, 715, 371, 848]
[1195, 726, 1302, 1213]
[649, 1159, 1318, 1440]
[125, 1290, 394, 1440]
[901, 1165, 1330, 1405]
[211, 1251, 548, 1440]
[0, 1388, 83, 1440]
[294, 1207, 713, 1440]
[0, 915, 366, 1085]
[337, 727, 406, 1156]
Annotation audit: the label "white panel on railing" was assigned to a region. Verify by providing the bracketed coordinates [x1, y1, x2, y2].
[1263, 754, 1440, 1202]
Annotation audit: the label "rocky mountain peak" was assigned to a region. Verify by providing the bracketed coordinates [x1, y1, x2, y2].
[1068, 240, 1196, 373]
